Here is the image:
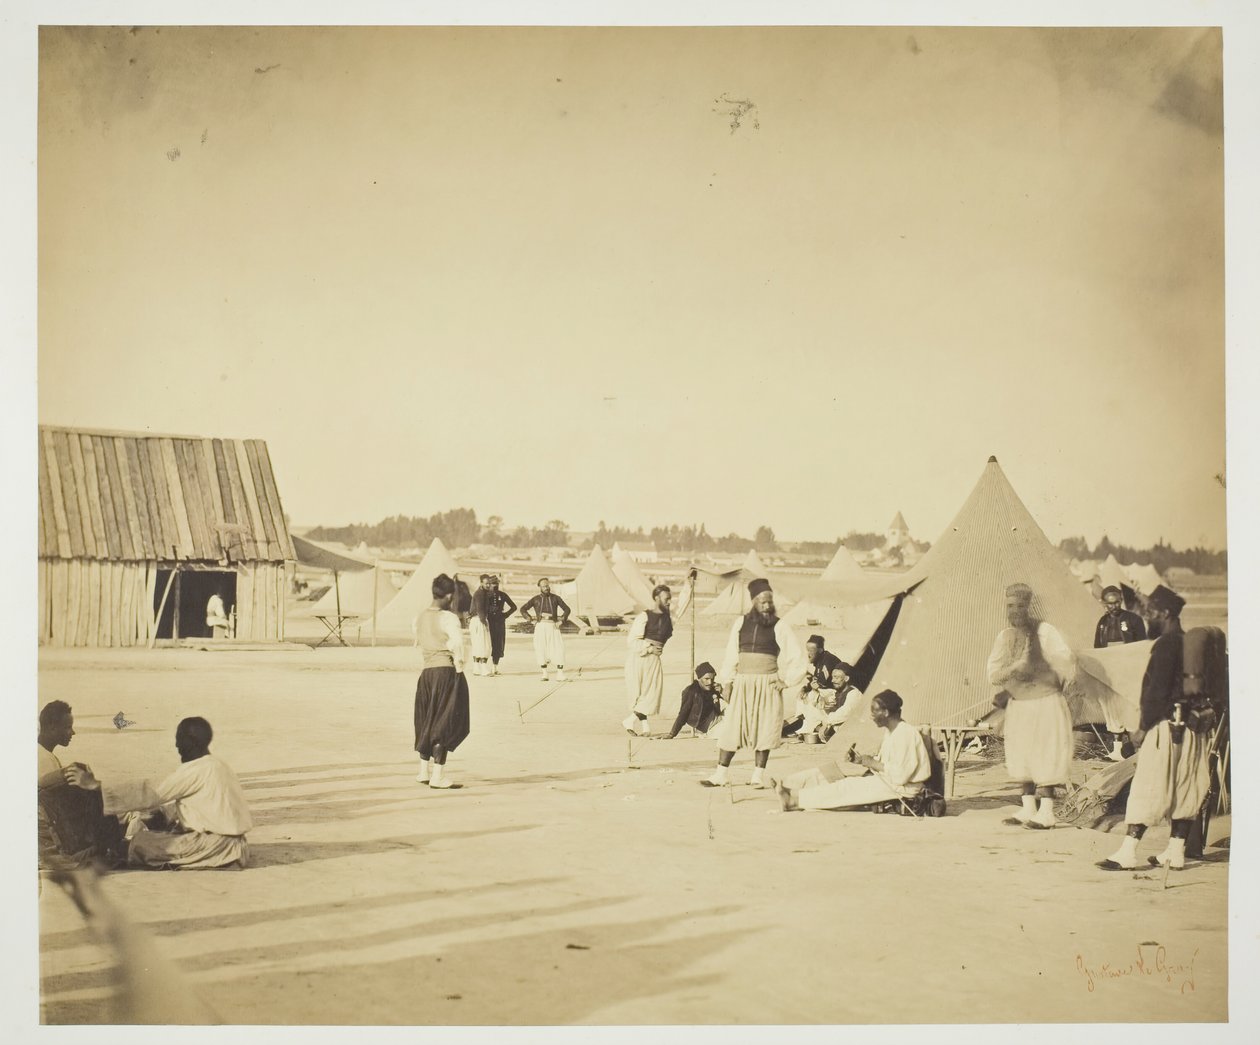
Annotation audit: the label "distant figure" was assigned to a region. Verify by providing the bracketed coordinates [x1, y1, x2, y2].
[484, 575, 518, 675]
[987, 582, 1078, 830]
[1098, 586, 1211, 872]
[665, 662, 725, 739]
[468, 575, 494, 676]
[413, 573, 471, 789]
[774, 690, 931, 812]
[69, 716, 252, 870]
[520, 578, 573, 682]
[622, 580, 692, 736]
[1093, 584, 1147, 760]
[206, 588, 231, 639]
[701, 578, 808, 790]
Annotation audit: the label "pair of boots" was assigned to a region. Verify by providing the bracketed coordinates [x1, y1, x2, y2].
[622, 713, 650, 736]
[700, 764, 769, 789]
[471, 660, 500, 677]
[541, 667, 567, 682]
[1003, 793, 1056, 830]
[415, 759, 455, 789]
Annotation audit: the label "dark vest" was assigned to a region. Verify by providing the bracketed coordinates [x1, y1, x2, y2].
[644, 610, 673, 644]
[739, 613, 780, 655]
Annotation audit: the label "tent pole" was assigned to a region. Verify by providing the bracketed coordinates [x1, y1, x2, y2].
[371, 561, 378, 647]
[334, 569, 342, 620]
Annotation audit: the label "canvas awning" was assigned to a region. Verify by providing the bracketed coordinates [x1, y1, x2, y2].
[292, 534, 373, 573]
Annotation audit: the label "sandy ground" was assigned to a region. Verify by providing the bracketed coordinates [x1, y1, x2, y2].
[37, 627, 1229, 1025]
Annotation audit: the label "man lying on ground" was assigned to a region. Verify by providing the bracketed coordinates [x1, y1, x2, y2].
[38, 700, 128, 870]
[67, 716, 253, 870]
[773, 690, 931, 812]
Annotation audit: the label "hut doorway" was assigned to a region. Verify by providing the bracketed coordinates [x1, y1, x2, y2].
[152, 568, 238, 639]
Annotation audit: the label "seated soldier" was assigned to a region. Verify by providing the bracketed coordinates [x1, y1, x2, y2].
[37, 700, 128, 870]
[798, 659, 863, 743]
[773, 690, 931, 811]
[664, 662, 726, 738]
[69, 716, 253, 870]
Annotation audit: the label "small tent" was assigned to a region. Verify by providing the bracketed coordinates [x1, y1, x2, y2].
[610, 544, 657, 608]
[556, 545, 637, 617]
[1124, 562, 1165, 596]
[370, 538, 463, 634]
[820, 544, 865, 583]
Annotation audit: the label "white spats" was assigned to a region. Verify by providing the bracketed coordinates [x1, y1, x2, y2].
[416, 758, 431, 784]
[703, 764, 729, 787]
[622, 714, 648, 737]
[429, 762, 454, 789]
[750, 766, 768, 789]
[1107, 835, 1140, 869]
[1151, 837, 1187, 869]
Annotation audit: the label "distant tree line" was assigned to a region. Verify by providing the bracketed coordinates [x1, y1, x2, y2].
[1058, 535, 1226, 576]
[305, 511, 1222, 573]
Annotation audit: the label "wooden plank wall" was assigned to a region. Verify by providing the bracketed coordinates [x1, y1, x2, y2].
[38, 560, 289, 646]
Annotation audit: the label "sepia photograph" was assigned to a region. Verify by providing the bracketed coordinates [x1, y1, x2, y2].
[8, 0, 1259, 1037]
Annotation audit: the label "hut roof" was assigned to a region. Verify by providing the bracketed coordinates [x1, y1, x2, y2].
[38, 425, 295, 562]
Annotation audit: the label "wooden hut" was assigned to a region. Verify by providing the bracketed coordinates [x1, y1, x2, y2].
[38, 425, 295, 646]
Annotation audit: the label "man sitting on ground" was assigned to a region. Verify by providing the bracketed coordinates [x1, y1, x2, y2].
[38, 700, 128, 870]
[664, 662, 726, 738]
[774, 690, 931, 811]
[68, 716, 253, 870]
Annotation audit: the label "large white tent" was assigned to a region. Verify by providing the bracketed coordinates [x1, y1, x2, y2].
[370, 538, 463, 634]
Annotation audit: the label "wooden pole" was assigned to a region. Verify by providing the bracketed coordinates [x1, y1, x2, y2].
[172, 570, 182, 641]
[371, 562, 378, 647]
[148, 570, 177, 649]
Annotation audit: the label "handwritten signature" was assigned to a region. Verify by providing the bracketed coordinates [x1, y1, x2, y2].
[1076, 944, 1198, 994]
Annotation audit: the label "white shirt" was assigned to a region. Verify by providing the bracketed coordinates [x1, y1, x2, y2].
[206, 594, 229, 627]
[987, 621, 1078, 698]
[38, 744, 63, 787]
[877, 720, 932, 794]
[103, 753, 254, 836]
[717, 616, 810, 691]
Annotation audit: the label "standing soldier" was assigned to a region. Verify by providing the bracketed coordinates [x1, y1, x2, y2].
[623, 579, 693, 736]
[1098, 586, 1212, 871]
[520, 578, 574, 682]
[702, 578, 808, 789]
[1093, 584, 1148, 760]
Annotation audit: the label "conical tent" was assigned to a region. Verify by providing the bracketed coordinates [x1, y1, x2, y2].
[1095, 555, 1130, 594]
[742, 549, 770, 577]
[610, 544, 656, 608]
[556, 545, 636, 616]
[836, 457, 1103, 740]
[370, 538, 462, 633]
[820, 544, 864, 583]
[703, 578, 796, 616]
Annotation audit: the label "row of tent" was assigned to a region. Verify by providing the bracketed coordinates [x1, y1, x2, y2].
[293, 535, 673, 634]
[294, 456, 1185, 745]
[1070, 555, 1166, 597]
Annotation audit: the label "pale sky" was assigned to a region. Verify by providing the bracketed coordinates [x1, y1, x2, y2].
[37, 24, 1228, 549]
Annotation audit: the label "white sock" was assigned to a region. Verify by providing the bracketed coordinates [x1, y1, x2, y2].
[709, 764, 729, 786]
[430, 762, 445, 785]
[750, 766, 765, 787]
[1035, 796, 1056, 825]
[1108, 835, 1140, 867]
[1016, 794, 1037, 821]
[416, 759, 431, 783]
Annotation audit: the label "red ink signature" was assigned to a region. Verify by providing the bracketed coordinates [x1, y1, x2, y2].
[1076, 944, 1198, 994]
